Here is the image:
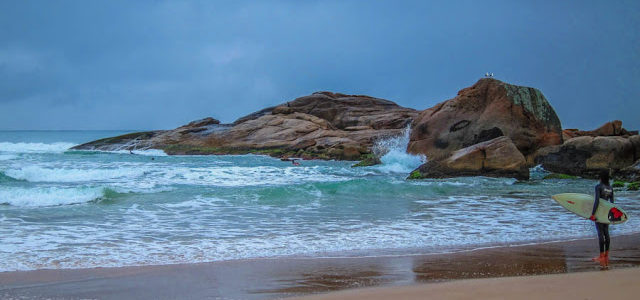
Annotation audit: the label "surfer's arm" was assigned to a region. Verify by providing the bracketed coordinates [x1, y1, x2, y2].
[591, 185, 600, 217]
[611, 191, 614, 204]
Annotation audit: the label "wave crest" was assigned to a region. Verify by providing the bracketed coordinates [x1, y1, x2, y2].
[0, 186, 105, 207]
[0, 142, 76, 154]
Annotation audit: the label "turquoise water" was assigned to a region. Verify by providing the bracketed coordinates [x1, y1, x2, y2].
[1, 130, 639, 272]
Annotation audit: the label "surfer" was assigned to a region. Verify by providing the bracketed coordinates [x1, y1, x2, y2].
[590, 170, 614, 267]
[292, 159, 300, 166]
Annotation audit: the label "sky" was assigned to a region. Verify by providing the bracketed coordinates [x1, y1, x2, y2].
[0, 0, 638, 131]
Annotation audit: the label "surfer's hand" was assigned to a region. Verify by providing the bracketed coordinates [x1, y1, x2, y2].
[589, 215, 596, 221]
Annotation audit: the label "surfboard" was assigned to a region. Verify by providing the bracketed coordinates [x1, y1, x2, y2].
[551, 193, 629, 225]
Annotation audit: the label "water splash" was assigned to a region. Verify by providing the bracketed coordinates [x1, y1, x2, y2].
[372, 127, 426, 173]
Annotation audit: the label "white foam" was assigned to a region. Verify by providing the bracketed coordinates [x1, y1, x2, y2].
[0, 154, 17, 161]
[372, 127, 425, 173]
[0, 142, 76, 153]
[0, 186, 104, 207]
[2, 193, 640, 271]
[2, 163, 347, 188]
[4, 165, 148, 183]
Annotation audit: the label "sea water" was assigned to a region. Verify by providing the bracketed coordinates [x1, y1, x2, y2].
[0, 130, 639, 272]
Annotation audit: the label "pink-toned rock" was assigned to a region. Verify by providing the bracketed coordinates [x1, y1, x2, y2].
[407, 78, 563, 164]
[73, 92, 418, 161]
[536, 136, 636, 178]
[410, 136, 529, 180]
[562, 120, 633, 139]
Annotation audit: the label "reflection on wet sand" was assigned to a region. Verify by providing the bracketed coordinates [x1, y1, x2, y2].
[252, 268, 388, 295]
[1, 234, 639, 299]
[412, 245, 568, 282]
[259, 234, 640, 298]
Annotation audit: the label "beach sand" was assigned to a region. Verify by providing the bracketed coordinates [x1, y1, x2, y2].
[290, 267, 640, 300]
[1, 233, 639, 299]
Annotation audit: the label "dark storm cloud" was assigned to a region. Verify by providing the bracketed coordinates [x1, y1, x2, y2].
[0, 0, 638, 130]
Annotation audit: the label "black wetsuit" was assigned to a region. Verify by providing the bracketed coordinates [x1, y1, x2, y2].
[592, 183, 614, 253]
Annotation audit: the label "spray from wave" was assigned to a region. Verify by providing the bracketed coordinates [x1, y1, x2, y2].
[371, 127, 426, 173]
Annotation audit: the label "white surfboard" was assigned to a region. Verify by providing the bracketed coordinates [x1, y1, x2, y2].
[552, 193, 628, 225]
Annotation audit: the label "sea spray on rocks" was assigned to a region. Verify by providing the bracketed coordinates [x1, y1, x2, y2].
[372, 127, 426, 173]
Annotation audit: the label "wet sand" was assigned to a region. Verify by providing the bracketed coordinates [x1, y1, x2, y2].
[291, 267, 640, 300]
[1, 233, 639, 299]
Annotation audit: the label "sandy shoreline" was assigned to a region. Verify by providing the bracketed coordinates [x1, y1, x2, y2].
[290, 267, 640, 300]
[1, 234, 640, 299]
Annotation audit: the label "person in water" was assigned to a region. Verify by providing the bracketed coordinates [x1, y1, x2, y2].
[292, 159, 300, 166]
[589, 170, 614, 267]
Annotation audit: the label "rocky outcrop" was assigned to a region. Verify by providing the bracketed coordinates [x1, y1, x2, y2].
[536, 120, 640, 179]
[72, 78, 636, 182]
[562, 120, 637, 140]
[73, 93, 418, 161]
[236, 92, 417, 130]
[536, 136, 638, 178]
[407, 78, 563, 164]
[629, 135, 640, 161]
[409, 137, 529, 180]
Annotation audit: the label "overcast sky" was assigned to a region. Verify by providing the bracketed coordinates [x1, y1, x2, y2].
[1, 0, 638, 130]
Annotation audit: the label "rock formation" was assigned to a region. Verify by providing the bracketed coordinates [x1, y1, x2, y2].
[72, 78, 638, 181]
[409, 136, 529, 180]
[407, 78, 563, 164]
[73, 92, 418, 161]
[536, 121, 640, 179]
[562, 120, 638, 140]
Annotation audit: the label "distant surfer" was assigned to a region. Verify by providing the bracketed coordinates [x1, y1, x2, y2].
[590, 170, 614, 267]
[292, 159, 300, 166]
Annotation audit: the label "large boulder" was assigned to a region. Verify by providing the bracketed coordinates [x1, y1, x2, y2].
[409, 136, 529, 180]
[73, 92, 418, 161]
[631, 135, 640, 162]
[407, 78, 563, 164]
[536, 136, 636, 178]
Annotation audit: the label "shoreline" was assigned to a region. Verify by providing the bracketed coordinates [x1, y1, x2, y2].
[2, 233, 640, 299]
[0, 233, 627, 274]
[290, 267, 640, 300]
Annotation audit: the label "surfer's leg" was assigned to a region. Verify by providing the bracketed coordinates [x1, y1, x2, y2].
[595, 223, 605, 253]
[603, 224, 610, 251]
[603, 224, 610, 266]
[593, 223, 606, 265]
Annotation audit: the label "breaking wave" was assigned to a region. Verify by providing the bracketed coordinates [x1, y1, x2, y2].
[0, 186, 106, 207]
[0, 142, 76, 154]
[372, 127, 425, 173]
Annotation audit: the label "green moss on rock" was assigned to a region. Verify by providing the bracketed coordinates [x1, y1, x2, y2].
[351, 154, 382, 167]
[628, 182, 639, 191]
[612, 180, 626, 188]
[543, 173, 579, 180]
[407, 170, 423, 180]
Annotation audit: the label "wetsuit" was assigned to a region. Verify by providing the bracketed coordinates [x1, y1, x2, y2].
[592, 183, 614, 253]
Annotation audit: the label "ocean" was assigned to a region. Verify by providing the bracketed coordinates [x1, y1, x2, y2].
[1, 130, 638, 272]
